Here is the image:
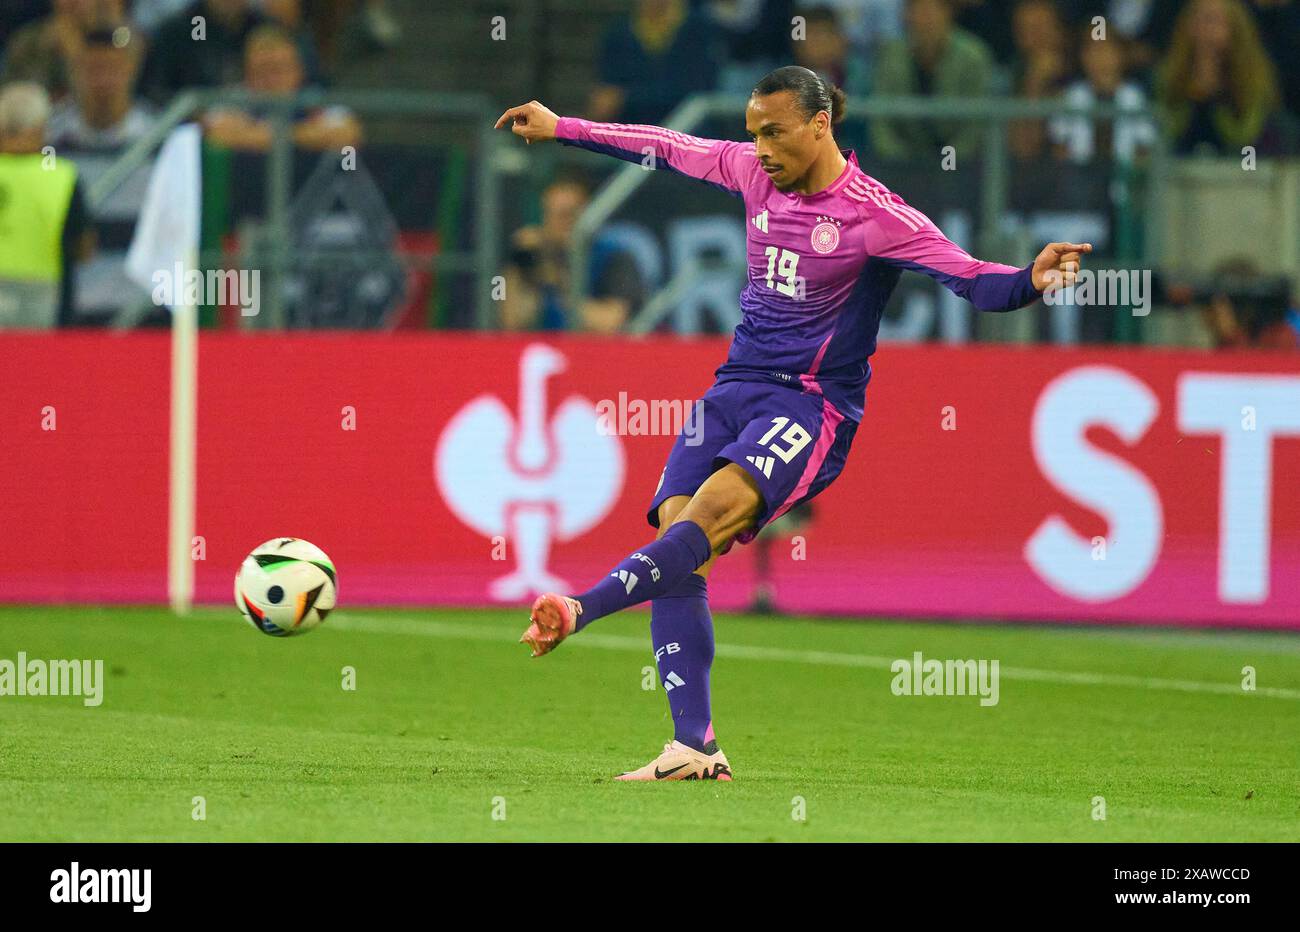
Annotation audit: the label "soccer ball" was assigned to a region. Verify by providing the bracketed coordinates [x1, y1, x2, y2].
[235, 538, 337, 636]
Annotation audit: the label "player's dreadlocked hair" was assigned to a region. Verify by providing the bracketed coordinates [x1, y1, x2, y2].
[752, 66, 847, 127]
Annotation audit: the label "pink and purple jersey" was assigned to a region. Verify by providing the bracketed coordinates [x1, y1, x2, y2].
[556, 117, 1041, 421]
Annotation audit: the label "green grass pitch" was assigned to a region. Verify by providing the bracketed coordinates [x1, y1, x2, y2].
[1, 604, 1297, 842]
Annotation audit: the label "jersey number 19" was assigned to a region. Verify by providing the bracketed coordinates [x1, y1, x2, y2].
[763, 247, 802, 297]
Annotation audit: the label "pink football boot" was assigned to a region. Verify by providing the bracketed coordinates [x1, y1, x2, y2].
[519, 593, 580, 657]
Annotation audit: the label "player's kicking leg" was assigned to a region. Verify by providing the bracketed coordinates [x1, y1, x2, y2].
[519, 462, 761, 656]
[521, 469, 754, 781]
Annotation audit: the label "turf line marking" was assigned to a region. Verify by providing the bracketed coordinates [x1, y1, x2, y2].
[1074, 628, 1300, 657]
[329, 615, 1300, 701]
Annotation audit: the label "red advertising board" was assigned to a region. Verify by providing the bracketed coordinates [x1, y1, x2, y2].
[1, 332, 1297, 627]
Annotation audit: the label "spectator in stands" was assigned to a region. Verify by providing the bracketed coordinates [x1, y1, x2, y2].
[708, 0, 795, 94]
[202, 23, 360, 151]
[47, 23, 154, 150]
[589, 0, 719, 125]
[287, 0, 402, 68]
[1247, 0, 1300, 119]
[260, 0, 399, 66]
[130, 0, 194, 35]
[2, 0, 126, 101]
[871, 0, 993, 162]
[0, 82, 94, 328]
[140, 0, 324, 102]
[1007, 0, 1072, 160]
[501, 175, 642, 334]
[45, 23, 157, 327]
[1087, 0, 1183, 80]
[791, 5, 871, 154]
[135, 0, 400, 71]
[814, 0, 904, 59]
[952, 0, 1017, 63]
[791, 5, 869, 97]
[1157, 0, 1280, 155]
[1049, 28, 1157, 164]
[1199, 257, 1300, 349]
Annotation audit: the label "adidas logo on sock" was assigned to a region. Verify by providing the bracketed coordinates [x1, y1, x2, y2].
[612, 569, 639, 594]
[663, 671, 686, 691]
[745, 454, 775, 478]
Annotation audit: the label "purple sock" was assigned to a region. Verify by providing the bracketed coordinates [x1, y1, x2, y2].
[651, 573, 716, 753]
[573, 521, 712, 628]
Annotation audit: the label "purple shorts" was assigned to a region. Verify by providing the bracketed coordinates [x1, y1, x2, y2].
[647, 378, 858, 545]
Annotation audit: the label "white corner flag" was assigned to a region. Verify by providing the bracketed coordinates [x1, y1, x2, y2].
[126, 123, 203, 615]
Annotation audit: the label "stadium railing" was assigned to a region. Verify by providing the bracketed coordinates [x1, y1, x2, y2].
[86, 88, 503, 330]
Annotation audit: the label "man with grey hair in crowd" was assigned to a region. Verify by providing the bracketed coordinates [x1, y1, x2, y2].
[0, 81, 95, 328]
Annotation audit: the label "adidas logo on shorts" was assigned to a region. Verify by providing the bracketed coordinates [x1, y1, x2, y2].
[745, 454, 775, 478]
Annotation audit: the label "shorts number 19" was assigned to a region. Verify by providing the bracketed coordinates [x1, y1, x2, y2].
[757, 416, 813, 463]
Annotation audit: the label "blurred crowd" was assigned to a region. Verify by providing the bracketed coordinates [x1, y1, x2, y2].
[0, 0, 398, 326]
[1, 0, 1293, 193]
[589, 0, 1299, 160]
[0, 0, 399, 156]
[0, 0, 1296, 344]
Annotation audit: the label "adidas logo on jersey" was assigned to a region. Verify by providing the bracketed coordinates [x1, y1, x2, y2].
[612, 569, 638, 594]
[745, 454, 775, 478]
[752, 209, 768, 233]
[663, 671, 686, 691]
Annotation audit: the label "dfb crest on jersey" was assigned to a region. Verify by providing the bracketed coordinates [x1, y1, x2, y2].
[811, 216, 841, 254]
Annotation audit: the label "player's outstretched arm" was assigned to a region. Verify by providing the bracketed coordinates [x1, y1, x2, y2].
[495, 100, 753, 195]
[867, 192, 1094, 312]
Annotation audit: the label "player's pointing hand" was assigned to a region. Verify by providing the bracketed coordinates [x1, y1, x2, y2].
[493, 100, 559, 145]
[1031, 242, 1093, 292]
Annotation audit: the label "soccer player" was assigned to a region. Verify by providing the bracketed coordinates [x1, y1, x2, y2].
[495, 67, 1090, 781]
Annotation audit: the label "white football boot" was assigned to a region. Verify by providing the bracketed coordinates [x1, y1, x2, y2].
[615, 740, 733, 781]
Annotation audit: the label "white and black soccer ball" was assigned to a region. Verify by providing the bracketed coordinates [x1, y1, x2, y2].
[234, 538, 337, 636]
